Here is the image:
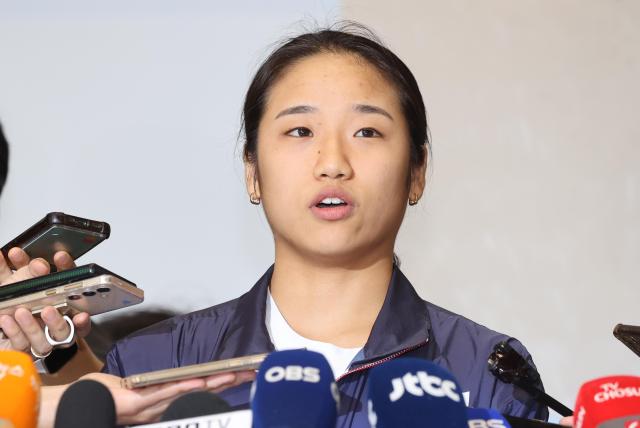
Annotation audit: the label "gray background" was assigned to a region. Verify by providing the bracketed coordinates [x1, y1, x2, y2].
[1, 0, 638, 419]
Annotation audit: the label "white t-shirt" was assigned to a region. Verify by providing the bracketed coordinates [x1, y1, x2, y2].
[265, 290, 362, 379]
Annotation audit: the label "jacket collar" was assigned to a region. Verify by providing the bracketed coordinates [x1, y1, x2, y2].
[219, 264, 430, 363]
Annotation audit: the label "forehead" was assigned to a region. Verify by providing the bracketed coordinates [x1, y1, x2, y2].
[264, 52, 402, 114]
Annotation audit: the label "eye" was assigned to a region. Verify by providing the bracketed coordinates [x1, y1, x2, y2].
[286, 127, 313, 138]
[354, 128, 382, 138]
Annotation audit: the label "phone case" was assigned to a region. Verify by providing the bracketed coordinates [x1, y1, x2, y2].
[0, 268, 143, 319]
[122, 353, 268, 389]
[1, 212, 110, 269]
[0, 264, 123, 302]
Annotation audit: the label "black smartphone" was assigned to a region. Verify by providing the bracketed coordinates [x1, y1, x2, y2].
[0, 212, 110, 270]
[0, 263, 143, 318]
[613, 323, 640, 358]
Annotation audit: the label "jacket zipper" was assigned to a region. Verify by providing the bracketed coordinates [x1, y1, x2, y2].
[336, 339, 429, 383]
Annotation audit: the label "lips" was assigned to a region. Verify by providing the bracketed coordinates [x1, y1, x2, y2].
[309, 188, 355, 221]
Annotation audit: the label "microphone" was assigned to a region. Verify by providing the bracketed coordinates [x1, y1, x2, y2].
[573, 375, 640, 428]
[54, 379, 116, 428]
[251, 349, 339, 428]
[0, 350, 41, 428]
[160, 391, 231, 421]
[467, 407, 513, 427]
[366, 357, 467, 428]
[488, 341, 573, 417]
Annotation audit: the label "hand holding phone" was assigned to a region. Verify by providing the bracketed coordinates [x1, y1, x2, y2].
[0, 249, 86, 353]
[0, 212, 108, 357]
[1, 212, 109, 271]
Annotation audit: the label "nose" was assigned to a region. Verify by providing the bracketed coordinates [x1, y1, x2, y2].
[313, 135, 354, 181]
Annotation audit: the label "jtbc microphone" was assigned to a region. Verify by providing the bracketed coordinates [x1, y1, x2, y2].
[251, 349, 339, 428]
[54, 379, 116, 428]
[573, 375, 640, 428]
[0, 350, 41, 428]
[367, 357, 467, 428]
[160, 391, 232, 421]
[467, 408, 513, 427]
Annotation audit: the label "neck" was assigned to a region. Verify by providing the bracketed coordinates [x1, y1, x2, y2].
[270, 245, 393, 348]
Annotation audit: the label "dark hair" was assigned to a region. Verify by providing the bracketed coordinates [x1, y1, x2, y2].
[0, 122, 8, 197]
[241, 22, 429, 174]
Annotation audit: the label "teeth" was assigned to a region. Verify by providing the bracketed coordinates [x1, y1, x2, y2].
[320, 197, 345, 205]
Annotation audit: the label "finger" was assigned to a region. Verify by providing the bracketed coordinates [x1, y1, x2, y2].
[0, 252, 13, 283]
[207, 370, 256, 393]
[41, 307, 72, 342]
[3, 258, 51, 286]
[8, 247, 30, 270]
[53, 251, 75, 271]
[204, 372, 236, 390]
[28, 258, 51, 277]
[0, 314, 31, 352]
[14, 308, 52, 356]
[559, 416, 574, 426]
[72, 312, 91, 338]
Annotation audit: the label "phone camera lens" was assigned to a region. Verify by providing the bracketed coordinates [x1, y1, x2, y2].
[68, 295, 82, 301]
[97, 287, 111, 293]
[82, 291, 96, 297]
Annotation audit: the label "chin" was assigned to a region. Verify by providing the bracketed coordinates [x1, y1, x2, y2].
[300, 238, 384, 267]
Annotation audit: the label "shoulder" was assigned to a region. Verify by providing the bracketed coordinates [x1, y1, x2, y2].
[423, 301, 547, 420]
[103, 297, 241, 377]
[425, 300, 522, 362]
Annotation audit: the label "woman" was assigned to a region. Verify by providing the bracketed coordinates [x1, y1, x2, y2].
[2, 25, 550, 426]
[103, 25, 548, 426]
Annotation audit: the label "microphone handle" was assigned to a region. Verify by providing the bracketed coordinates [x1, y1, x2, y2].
[513, 379, 573, 417]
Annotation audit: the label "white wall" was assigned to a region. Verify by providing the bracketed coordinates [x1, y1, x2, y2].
[343, 0, 640, 416]
[0, 0, 338, 313]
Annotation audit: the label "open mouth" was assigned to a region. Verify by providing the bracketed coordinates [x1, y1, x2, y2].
[310, 195, 353, 221]
[316, 197, 348, 208]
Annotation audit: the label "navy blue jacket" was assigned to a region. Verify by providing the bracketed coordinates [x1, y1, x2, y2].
[104, 266, 548, 426]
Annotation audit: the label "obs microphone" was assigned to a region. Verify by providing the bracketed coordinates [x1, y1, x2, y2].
[573, 375, 640, 428]
[366, 357, 467, 428]
[251, 349, 339, 428]
[0, 350, 40, 428]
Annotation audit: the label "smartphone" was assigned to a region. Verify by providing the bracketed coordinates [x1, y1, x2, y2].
[0, 263, 143, 318]
[1, 212, 110, 270]
[121, 353, 268, 389]
[613, 323, 640, 358]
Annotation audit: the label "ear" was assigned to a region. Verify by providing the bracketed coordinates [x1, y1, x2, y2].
[244, 161, 261, 199]
[409, 147, 428, 202]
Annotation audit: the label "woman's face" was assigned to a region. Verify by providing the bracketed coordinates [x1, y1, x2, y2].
[247, 52, 426, 265]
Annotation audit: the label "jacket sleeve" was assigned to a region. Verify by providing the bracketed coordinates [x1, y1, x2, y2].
[102, 344, 124, 376]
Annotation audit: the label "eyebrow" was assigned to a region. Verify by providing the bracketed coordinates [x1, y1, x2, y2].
[275, 105, 317, 119]
[354, 104, 394, 121]
[273, 103, 394, 121]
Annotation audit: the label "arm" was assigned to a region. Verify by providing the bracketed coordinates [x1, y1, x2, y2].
[37, 371, 257, 428]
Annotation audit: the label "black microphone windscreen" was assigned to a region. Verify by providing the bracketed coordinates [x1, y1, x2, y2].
[54, 379, 116, 428]
[160, 391, 232, 421]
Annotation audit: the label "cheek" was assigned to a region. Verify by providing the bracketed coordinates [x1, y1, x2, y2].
[257, 145, 309, 217]
[356, 145, 411, 199]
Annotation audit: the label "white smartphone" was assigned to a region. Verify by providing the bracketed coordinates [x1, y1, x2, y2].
[0, 264, 143, 318]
